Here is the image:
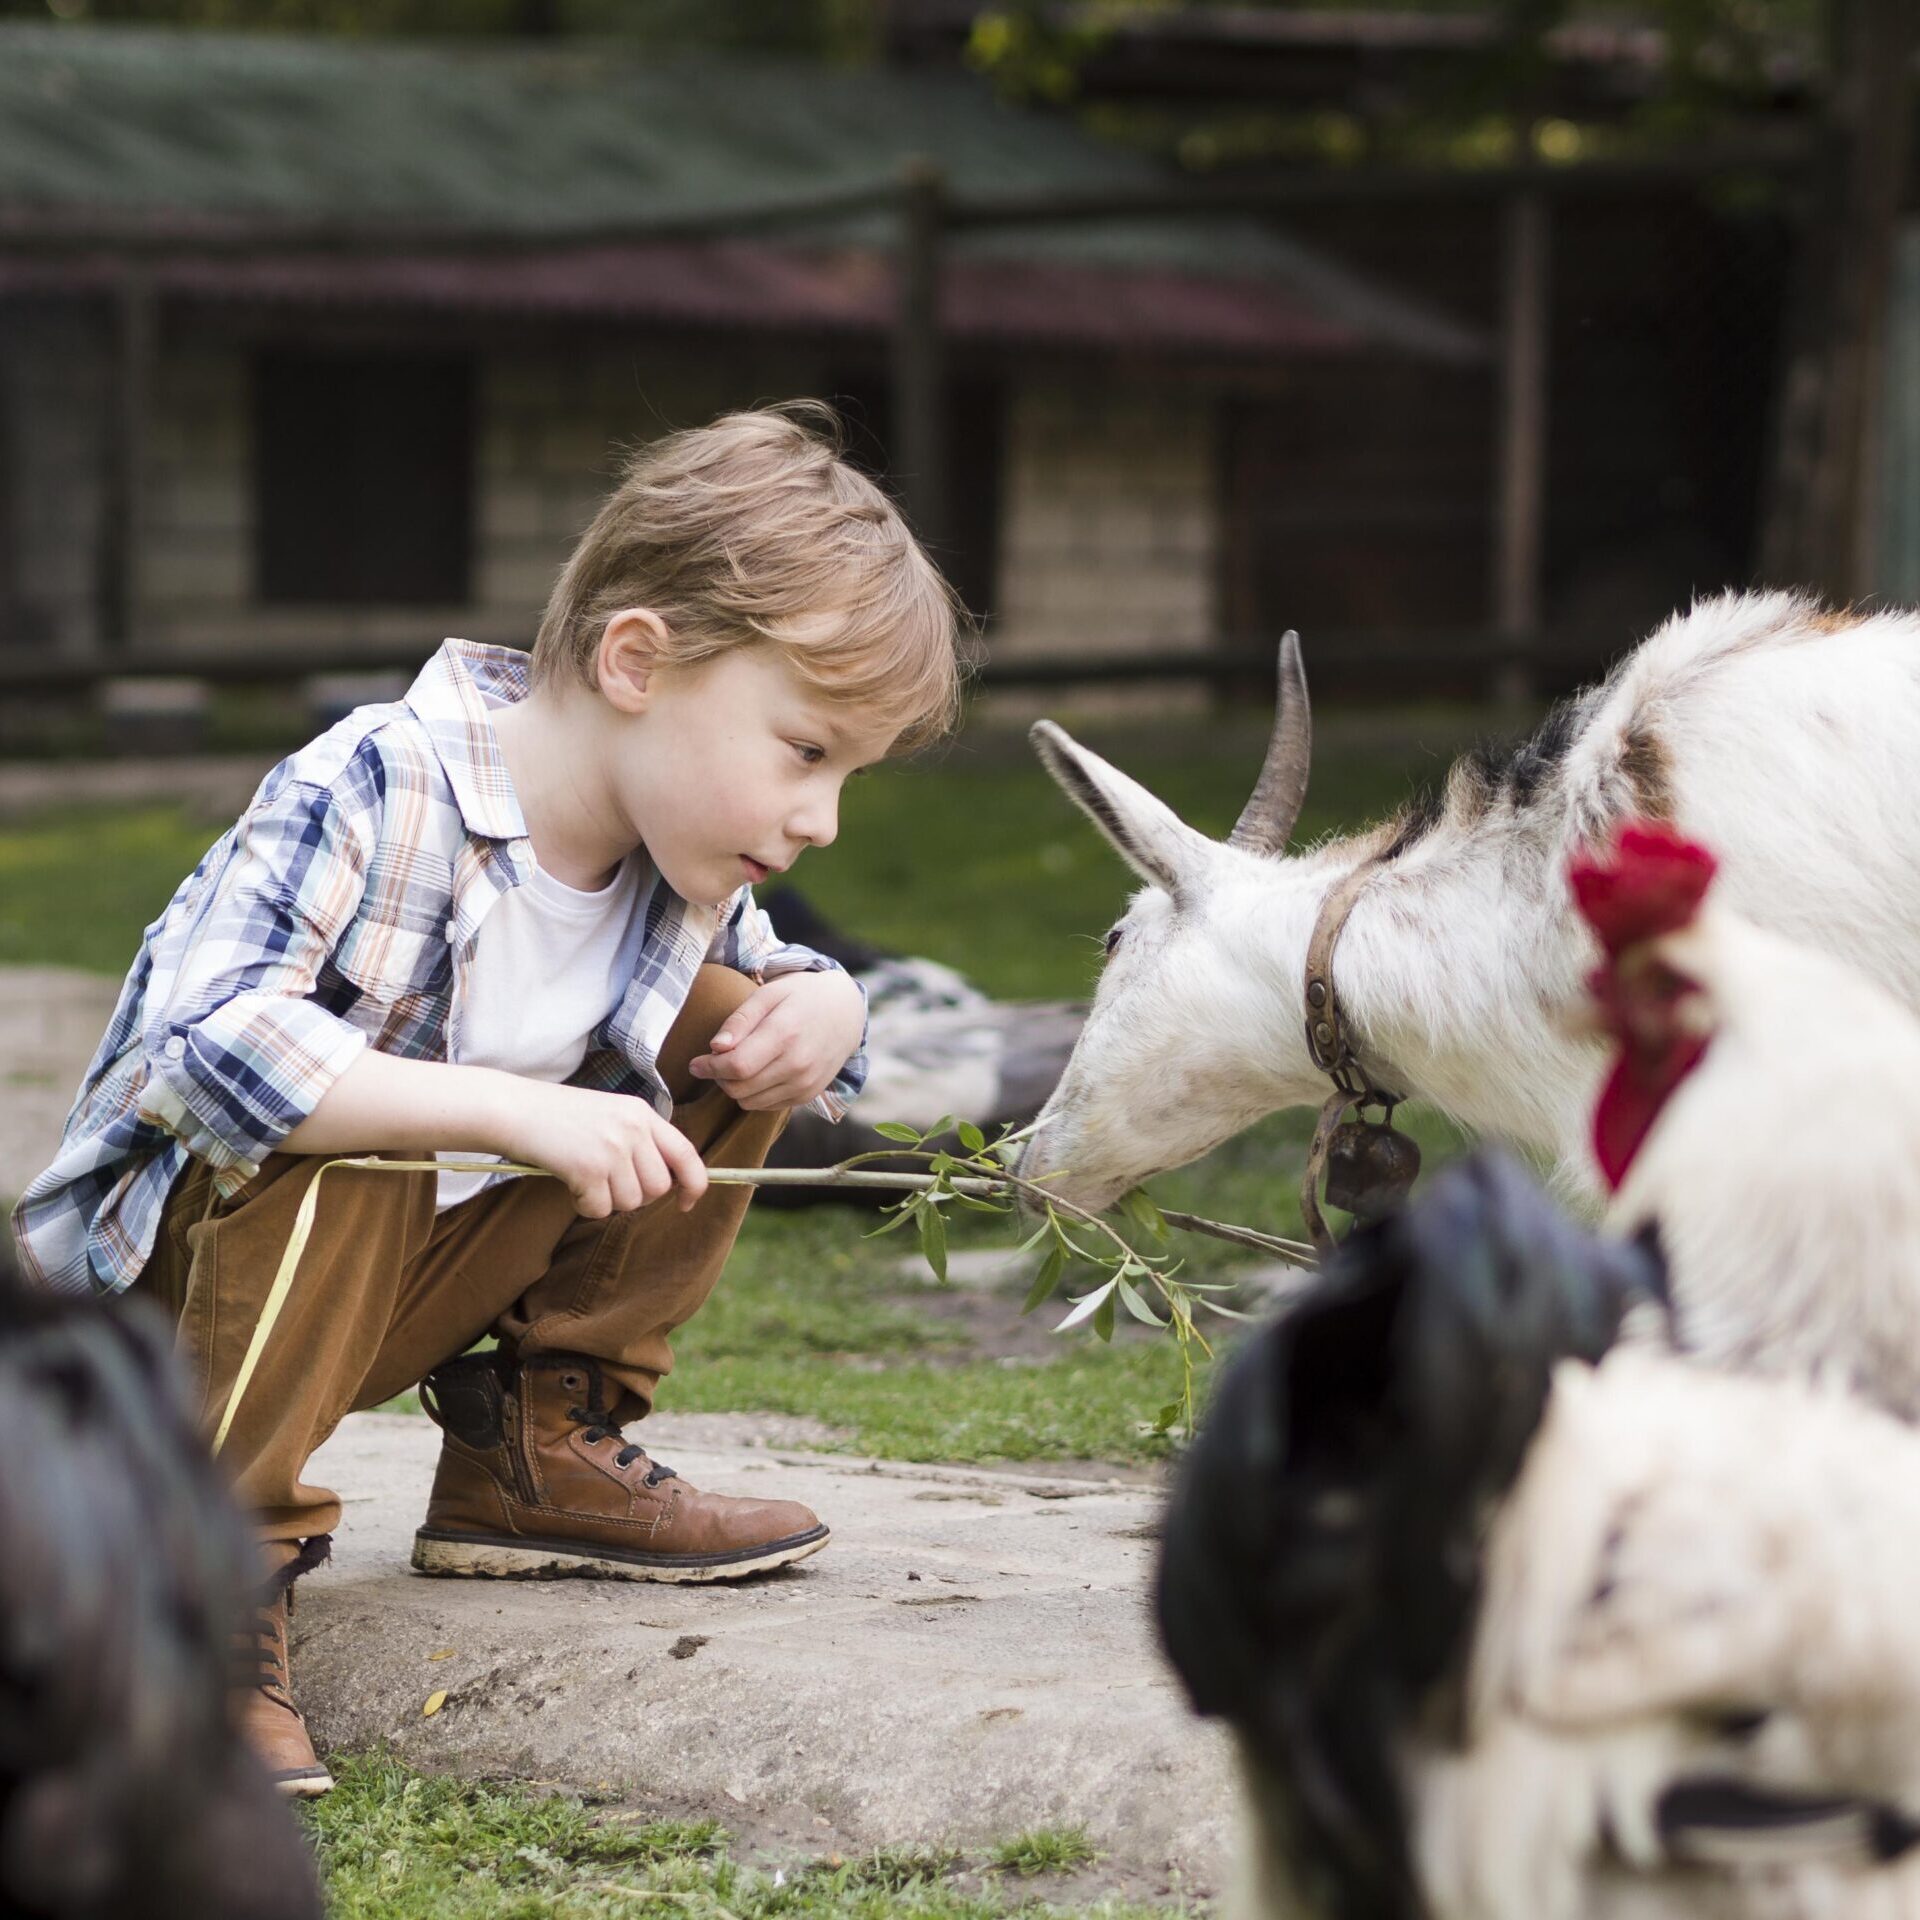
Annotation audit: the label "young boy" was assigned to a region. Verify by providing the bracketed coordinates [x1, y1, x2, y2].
[10, 404, 964, 1798]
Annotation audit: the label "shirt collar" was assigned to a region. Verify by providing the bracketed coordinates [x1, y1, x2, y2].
[403, 639, 532, 842]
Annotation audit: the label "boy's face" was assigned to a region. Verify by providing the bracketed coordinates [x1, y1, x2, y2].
[610, 643, 896, 908]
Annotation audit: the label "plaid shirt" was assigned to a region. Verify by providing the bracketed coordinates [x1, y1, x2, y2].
[11, 640, 866, 1297]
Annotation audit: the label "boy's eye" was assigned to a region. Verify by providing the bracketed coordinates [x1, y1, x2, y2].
[792, 742, 827, 767]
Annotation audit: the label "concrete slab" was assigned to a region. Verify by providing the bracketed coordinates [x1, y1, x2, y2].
[0, 967, 119, 1207]
[0, 753, 271, 824]
[297, 1411, 1234, 1887]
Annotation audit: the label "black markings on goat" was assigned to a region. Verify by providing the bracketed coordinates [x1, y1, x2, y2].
[1378, 691, 1598, 865]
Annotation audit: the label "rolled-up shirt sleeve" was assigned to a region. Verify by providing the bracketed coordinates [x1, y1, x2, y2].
[706, 886, 869, 1120]
[136, 767, 378, 1181]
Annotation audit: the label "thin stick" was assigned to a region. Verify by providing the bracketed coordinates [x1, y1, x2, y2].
[1158, 1208, 1318, 1262]
[698, 1166, 1320, 1262]
[702, 1167, 1004, 1196]
[701, 1166, 1319, 1262]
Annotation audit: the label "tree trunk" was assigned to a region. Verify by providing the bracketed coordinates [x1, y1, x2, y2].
[1760, 0, 1917, 599]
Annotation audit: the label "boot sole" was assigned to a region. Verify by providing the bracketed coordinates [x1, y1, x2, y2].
[273, 1767, 335, 1799]
[409, 1523, 831, 1584]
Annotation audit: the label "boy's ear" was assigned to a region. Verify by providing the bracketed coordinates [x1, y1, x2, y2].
[595, 609, 672, 714]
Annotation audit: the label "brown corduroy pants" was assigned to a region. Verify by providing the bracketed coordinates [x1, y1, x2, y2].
[134, 967, 786, 1544]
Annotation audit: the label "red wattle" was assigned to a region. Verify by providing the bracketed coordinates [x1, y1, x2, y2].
[1591, 1033, 1710, 1191]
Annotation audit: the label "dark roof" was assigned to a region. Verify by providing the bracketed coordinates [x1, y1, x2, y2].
[0, 24, 1482, 362]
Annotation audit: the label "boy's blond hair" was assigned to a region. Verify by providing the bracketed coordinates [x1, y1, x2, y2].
[532, 402, 966, 750]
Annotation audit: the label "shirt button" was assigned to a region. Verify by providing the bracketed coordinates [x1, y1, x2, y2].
[164, 1035, 186, 1060]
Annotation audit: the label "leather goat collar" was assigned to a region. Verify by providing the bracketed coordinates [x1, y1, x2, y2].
[1303, 853, 1401, 1104]
[1299, 853, 1418, 1253]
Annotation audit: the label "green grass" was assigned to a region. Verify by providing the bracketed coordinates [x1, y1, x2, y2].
[2, 711, 1483, 1467]
[304, 1753, 1190, 1919]
[0, 804, 223, 973]
[990, 1828, 1102, 1877]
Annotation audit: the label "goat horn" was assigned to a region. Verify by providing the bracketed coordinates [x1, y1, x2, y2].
[1228, 630, 1312, 855]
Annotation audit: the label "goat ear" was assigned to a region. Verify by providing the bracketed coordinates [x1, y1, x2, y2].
[1029, 721, 1211, 897]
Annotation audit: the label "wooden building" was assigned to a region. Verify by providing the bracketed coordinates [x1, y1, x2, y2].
[0, 22, 1487, 712]
[0, 18, 1839, 712]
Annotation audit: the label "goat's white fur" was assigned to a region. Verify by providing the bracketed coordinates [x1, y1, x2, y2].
[1236, 1350, 1920, 1920]
[1025, 591, 1920, 1211]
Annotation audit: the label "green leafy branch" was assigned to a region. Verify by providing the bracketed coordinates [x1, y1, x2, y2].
[714, 1114, 1316, 1441]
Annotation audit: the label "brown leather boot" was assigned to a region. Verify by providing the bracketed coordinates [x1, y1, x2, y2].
[410, 1349, 830, 1582]
[233, 1539, 333, 1799]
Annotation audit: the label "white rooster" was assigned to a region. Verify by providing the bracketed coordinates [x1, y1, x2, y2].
[1569, 821, 1920, 1416]
[1159, 1152, 1920, 1920]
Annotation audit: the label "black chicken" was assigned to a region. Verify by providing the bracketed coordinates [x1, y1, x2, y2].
[0, 1253, 322, 1920]
[1157, 1150, 1661, 1920]
[1160, 1152, 1920, 1920]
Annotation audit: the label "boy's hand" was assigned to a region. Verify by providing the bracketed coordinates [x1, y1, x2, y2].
[688, 970, 866, 1112]
[495, 1080, 709, 1218]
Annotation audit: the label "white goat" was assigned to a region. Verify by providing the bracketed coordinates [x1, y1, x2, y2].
[1022, 591, 1920, 1211]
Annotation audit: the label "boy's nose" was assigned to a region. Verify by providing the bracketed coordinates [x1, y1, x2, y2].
[791, 796, 839, 850]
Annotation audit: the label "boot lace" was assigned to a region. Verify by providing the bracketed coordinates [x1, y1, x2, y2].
[232, 1590, 290, 1695]
[566, 1400, 677, 1487]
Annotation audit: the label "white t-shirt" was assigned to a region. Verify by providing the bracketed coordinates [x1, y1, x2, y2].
[436, 854, 646, 1210]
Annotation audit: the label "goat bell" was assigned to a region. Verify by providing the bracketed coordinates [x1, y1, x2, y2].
[1323, 1118, 1421, 1223]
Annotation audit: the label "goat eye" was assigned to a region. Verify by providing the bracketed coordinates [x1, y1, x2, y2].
[1104, 926, 1123, 956]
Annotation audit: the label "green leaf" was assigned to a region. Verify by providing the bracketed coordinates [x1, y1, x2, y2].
[862, 1198, 919, 1238]
[928, 1151, 960, 1177]
[917, 1197, 949, 1284]
[1200, 1298, 1261, 1322]
[1023, 1243, 1066, 1314]
[873, 1121, 923, 1144]
[1015, 1219, 1054, 1254]
[1116, 1277, 1167, 1327]
[956, 1119, 986, 1153]
[1153, 1402, 1184, 1434]
[1092, 1289, 1118, 1342]
[1054, 1277, 1116, 1331]
[1119, 1186, 1170, 1243]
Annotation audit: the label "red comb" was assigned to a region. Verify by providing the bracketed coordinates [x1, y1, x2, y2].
[1569, 822, 1718, 956]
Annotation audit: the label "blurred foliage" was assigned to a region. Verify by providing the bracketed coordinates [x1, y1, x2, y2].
[965, 0, 1834, 168]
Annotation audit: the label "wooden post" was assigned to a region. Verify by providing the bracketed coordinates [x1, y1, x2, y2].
[1760, 0, 1918, 598]
[101, 272, 155, 654]
[892, 157, 948, 556]
[1492, 187, 1550, 707]
[0, 301, 15, 652]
